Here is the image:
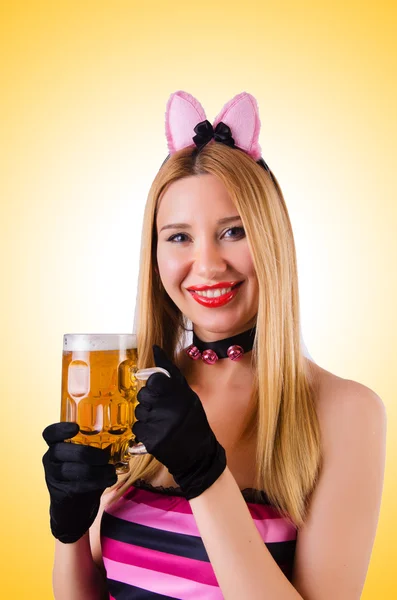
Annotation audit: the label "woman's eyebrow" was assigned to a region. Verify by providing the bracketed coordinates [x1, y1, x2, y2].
[159, 215, 242, 233]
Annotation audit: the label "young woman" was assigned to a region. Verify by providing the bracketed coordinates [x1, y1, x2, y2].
[43, 91, 387, 600]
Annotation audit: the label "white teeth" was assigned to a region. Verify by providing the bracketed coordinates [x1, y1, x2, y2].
[195, 287, 232, 298]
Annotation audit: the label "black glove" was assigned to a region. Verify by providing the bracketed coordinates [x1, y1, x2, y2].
[132, 345, 227, 500]
[42, 422, 117, 544]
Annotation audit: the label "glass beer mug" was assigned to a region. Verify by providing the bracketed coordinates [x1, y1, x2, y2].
[61, 333, 170, 473]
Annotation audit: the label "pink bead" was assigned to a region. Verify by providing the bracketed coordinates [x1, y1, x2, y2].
[227, 344, 244, 361]
[202, 349, 219, 365]
[185, 344, 201, 360]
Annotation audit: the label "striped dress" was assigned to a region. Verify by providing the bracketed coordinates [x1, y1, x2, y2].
[101, 480, 297, 599]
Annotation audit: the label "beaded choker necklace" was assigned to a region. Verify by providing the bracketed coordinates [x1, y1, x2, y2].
[185, 325, 256, 365]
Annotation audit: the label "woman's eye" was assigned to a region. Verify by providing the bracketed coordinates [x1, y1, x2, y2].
[167, 232, 189, 243]
[167, 227, 245, 244]
[224, 226, 245, 239]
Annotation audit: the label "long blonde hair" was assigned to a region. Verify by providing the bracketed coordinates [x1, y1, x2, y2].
[110, 142, 322, 528]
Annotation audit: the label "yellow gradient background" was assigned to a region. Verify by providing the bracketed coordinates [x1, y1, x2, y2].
[1, 1, 396, 598]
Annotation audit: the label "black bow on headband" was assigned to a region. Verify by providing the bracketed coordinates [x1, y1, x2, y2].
[192, 120, 236, 151]
[191, 119, 272, 177]
[160, 118, 273, 178]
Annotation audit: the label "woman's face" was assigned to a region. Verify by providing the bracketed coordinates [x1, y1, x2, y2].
[156, 174, 259, 341]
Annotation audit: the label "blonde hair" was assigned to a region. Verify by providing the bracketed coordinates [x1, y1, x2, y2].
[109, 142, 322, 528]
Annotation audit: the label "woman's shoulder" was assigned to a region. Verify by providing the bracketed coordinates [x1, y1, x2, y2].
[306, 359, 384, 432]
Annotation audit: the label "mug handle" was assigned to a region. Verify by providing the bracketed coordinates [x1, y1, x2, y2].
[127, 366, 171, 455]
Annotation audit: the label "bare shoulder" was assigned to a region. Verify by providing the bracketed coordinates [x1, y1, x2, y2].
[307, 359, 387, 460]
[307, 359, 387, 434]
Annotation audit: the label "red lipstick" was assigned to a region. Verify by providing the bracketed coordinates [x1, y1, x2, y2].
[188, 281, 244, 308]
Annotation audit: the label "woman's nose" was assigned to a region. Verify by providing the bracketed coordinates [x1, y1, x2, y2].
[193, 240, 228, 279]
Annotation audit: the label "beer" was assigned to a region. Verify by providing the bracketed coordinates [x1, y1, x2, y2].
[61, 334, 169, 472]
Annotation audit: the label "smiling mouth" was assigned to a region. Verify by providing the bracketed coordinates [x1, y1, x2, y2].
[189, 281, 243, 298]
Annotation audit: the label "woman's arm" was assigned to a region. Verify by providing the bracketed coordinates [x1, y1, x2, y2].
[42, 422, 118, 599]
[190, 380, 387, 600]
[190, 466, 303, 599]
[53, 532, 109, 600]
[52, 491, 113, 600]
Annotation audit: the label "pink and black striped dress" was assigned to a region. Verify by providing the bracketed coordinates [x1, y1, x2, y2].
[100, 480, 297, 599]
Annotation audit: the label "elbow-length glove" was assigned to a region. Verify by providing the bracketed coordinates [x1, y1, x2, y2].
[132, 345, 227, 500]
[42, 422, 117, 543]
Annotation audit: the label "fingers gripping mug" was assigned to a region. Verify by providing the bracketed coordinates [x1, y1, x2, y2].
[61, 334, 170, 473]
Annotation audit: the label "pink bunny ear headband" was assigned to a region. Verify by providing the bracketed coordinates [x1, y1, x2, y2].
[162, 90, 273, 179]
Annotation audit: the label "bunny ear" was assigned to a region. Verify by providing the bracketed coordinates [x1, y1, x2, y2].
[213, 92, 262, 160]
[165, 91, 207, 155]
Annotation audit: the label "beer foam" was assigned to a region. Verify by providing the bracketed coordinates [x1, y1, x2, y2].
[63, 334, 137, 352]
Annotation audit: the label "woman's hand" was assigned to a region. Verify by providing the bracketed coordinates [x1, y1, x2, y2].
[42, 422, 117, 544]
[132, 345, 227, 500]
